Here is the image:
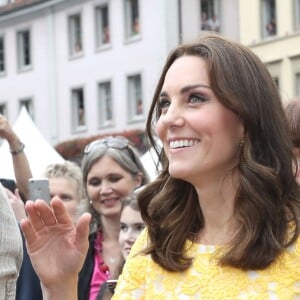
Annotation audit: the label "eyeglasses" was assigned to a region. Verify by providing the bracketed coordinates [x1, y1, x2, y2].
[84, 136, 129, 154]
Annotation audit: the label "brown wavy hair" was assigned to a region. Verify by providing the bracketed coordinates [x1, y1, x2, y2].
[138, 33, 300, 271]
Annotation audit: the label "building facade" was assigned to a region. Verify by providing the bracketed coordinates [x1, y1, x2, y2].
[239, 0, 300, 104]
[8, 0, 298, 148]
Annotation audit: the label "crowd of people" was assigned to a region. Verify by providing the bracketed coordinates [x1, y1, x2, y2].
[0, 32, 300, 299]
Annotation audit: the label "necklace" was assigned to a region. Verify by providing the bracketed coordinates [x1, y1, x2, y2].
[108, 256, 116, 264]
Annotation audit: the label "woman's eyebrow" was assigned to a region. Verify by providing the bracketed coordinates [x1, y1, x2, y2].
[180, 84, 211, 94]
[159, 84, 211, 98]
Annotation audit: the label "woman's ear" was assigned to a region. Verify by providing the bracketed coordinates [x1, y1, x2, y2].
[134, 172, 143, 189]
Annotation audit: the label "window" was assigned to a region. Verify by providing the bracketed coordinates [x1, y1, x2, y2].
[98, 81, 113, 127]
[200, 0, 221, 32]
[19, 98, 34, 119]
[295, 0, 300, 31]
[127, 74, 143, 121]
[267, 61, 281, 92]
[296, 73, 300, 96]
[0, 103, 7, 116]
[17, 29, 31, 70]
[124, 0, 140, 39]
[95, 4, 110, 48]
[71, 88, 85, 129]
[261, 0, 277, 38]
[68, 14, 82, 56]
[0, 36, 5, 74]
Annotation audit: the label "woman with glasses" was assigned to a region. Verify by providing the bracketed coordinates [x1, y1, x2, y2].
[78, 136, 149, 300]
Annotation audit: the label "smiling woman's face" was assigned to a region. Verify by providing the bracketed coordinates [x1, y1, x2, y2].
[155, 55, 244, 185]
[86, 155, 140, 218]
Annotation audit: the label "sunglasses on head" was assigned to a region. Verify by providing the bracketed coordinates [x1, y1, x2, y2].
[84, 136, 129, 154]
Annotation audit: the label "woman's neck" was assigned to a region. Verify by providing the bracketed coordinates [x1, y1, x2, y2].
[101, 216, 120, 241]
[194, 172, 239, 245]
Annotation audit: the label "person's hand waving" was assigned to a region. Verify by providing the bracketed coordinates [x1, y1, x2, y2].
[20, 197, 91, 299]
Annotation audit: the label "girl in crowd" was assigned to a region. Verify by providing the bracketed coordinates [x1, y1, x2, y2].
[21, 33, 300, 299]
[97, 193, 145, 300]
[78, 136, 149, 300]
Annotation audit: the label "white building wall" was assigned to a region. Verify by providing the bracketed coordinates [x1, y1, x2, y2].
[0, 0, 239, 146]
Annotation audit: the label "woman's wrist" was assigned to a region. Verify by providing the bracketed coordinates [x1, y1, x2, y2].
[41, 277, 78, 300]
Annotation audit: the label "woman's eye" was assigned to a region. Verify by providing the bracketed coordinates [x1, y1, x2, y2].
[158, 98, 170, 112]
[109, 175, 122, 183]
[120, 224, 128, 232]
[189, 94, 207, 103]
[88, 178, 101, 186]
[136, 224, 145, 231]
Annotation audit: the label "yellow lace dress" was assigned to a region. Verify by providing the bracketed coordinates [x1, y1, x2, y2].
[113, 229, 300, 299]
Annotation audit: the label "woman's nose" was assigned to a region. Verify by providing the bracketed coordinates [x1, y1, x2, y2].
[160, 102, 184, 128]
[100, 182, 113, 195]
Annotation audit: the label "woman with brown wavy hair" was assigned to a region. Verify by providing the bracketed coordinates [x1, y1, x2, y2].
[113, 33, 300, 298]
[21, 33, 300, 299]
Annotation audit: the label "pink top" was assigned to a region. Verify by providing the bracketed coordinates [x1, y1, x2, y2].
[89, 231, 111, 300]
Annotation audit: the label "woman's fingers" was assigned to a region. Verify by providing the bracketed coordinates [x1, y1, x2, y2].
[74, 213, 91, 259]
[25, 200, 57, 231]
[20, 218, 37, 245]
[51, 197, 73, 225]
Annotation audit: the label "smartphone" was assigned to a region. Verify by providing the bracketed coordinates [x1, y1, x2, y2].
[106, 279, 118, 294]
[28, 178, 51, 203]
[0, 178, 16, 193]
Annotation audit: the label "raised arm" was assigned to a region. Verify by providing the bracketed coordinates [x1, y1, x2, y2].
[20, 198, 91, 300]
[0, 114, 32, 200]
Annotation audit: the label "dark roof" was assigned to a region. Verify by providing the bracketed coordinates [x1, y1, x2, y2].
[0, 0, 51, 15]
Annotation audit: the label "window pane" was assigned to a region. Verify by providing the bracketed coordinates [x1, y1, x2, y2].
[262, 0, 277, 37]
[20, 99, 34, 119]
[125, 0, 140, 38]
[95, 5, 110, 47]
[17, 30, 31, 69]
[98, 81, 113, 126]
[72, 88, 85, 128]
[200, 0, 220, 32]
[128, 74, 143, 120]
[0, 36, 5, 72]
[295, 0, 300, 30]
[296, 73, 300, 96]
[0, 104, 7, 116]
[69, 14, 82, 55]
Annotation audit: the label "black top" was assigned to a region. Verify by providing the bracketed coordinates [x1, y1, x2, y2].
[78, 232, 97, 300]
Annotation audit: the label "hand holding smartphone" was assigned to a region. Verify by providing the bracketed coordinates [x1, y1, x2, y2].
[28, 178, 51, 203]
[106, 279, 118, 294]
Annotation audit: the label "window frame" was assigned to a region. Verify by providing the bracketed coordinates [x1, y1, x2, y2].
[98, 80, 114, 128]
[200, 0, 221, 33]
[294, 0, 300, 31]
[16, 28, 32, 72]
[19, 98, 34, 120]
[95, 2, 111, 50]
[296, 72, 300, 97]
[71, 86, 86, 132]
[68, 12, 83, 57]
[124, 0, 141, 41]
[261, 0, 277, 38]
[0, 102, 7, 116]
[126, 73, 144, 122]
[0, 35, 5, 75]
